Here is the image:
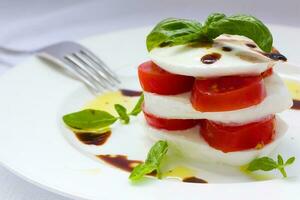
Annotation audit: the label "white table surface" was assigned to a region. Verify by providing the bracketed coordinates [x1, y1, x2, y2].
[0, 0, 299, 199]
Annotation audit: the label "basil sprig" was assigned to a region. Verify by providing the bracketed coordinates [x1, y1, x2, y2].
[247, 154, 295, 178]
[129, 93, 144, 116]
[146, 18, 203, 52]
[63, 94, 144, 130]
[114, 104, 130, 124]
[147, 13, 273, 52]
[129, 140, 168, 181]
[63, 109, 117, 130]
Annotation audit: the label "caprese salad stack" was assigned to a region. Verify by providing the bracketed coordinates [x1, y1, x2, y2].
[138, 15, 292, 165]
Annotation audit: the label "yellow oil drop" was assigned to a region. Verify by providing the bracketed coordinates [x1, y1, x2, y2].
[284, 79, 300, 100]
[84, 91, 139, 115]
[164, 166, 197, 180]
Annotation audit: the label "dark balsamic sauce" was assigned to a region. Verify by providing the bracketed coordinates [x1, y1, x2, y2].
[262, 53, 287, 61]
[222, 46, 232, 52]
[97, 155, 142, 172]
[246, 43, 257, 48]
[120, 89, 142, 97]
[74, 131, 111, 146]
[246, 43, 287, 61]
[201, 53, 221, 64]
[292, 100, 300, 110]
[182, 176, 208, 183]
[97, 155, 208, 183]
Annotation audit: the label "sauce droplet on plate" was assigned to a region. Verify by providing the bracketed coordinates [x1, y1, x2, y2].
[182, 176, 207, 183]
[74, 131, 111, 146]
[201, 53, 221, 64]
[120, 89, 142, 97]
[97, 155, 142, 172]
[292, 100, 300, 110]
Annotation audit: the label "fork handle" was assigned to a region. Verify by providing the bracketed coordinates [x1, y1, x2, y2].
[0, 46, 37, 56]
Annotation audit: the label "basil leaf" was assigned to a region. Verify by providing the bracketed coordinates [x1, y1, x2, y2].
[63, 109, 117, 130]
[278, 167, 287, 178]
[114, 104, 130, 124]
[247, 157, 278, 171]
[277, 154, 284, 166]
[130, 93, 144, 116]
[147, 14, 273, 52]
[204, 14, 273, 52]
[285, 157, 295, 165]
[204, 13, 226, 28]
[146, 18, 203, 51]
[145, 140, 168, 167]
[247, 155, 296, 178]
[129, 140, 168, 181]
[129, 163, 156, 181]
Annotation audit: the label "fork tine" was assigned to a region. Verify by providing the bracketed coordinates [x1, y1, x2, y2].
[63, 59, 101, 93]
[64, 55, 105, 92]
[65, 54, 108, 89]
[80, 50, 121, 84]
[73, 52, 116, 87]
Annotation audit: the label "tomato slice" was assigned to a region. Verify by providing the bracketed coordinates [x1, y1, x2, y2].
[261, 68, 273, 78]
[191, 75, 266, 112]
[200, 115, 275, 153]
[143, 109, 198, 131]
[138, 61, 195, 95]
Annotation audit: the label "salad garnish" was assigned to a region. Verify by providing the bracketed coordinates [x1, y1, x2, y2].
[147, 13, 273, 52]
[63, 94, 144, 130]
[129, 140, 168, 182]
[247, 154, 295, 178]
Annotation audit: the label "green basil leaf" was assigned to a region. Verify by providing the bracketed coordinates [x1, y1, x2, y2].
[204, 14, 273, 52]
[204, 13, 226, 28]
[114, 104, 130, 124]
[145, 140, 168, 167]
[285, 157, 296, 165]
[277, 154, 284, 166]
[129, 163, 156, 181]
[63, 109, 117, 130]
[279, 167, 287, 178]
[247, 157, 278, 171]
[146, 18, 203, 51]
[129, 140, 168, 181]
[129, 93, 144, 116]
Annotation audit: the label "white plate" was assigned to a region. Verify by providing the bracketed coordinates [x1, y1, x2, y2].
[0, 25, 300, 200]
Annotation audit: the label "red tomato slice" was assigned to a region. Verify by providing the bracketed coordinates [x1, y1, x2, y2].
[191, 75, 266, 112]
[261, 68, 273, 78]
[200, 115, 275, 153]
[143, 109, 198, 131]
[138, 61, 195, 95]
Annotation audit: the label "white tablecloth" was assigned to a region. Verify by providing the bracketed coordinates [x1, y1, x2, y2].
[0, 0, 299, 199]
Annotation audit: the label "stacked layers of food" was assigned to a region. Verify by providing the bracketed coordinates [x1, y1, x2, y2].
[138, 35, 292, 166]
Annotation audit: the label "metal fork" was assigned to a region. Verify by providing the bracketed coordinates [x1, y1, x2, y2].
[0, 41, 120, 93]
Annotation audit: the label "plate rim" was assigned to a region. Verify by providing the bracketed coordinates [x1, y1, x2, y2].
[0, 24, 300, 200]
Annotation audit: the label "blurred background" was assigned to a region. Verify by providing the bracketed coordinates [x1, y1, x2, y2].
[0, 0, 299, 199]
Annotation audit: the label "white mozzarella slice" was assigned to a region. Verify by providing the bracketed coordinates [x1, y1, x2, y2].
[143, 116, 287, 166]
[149, 35, 282, 77]
[143, 73, 292, 124]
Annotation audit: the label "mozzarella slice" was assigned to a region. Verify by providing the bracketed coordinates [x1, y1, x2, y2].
[143, 73, 292, 124]
[143, 116, 287, 166]
[149, 35, 281, 77]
